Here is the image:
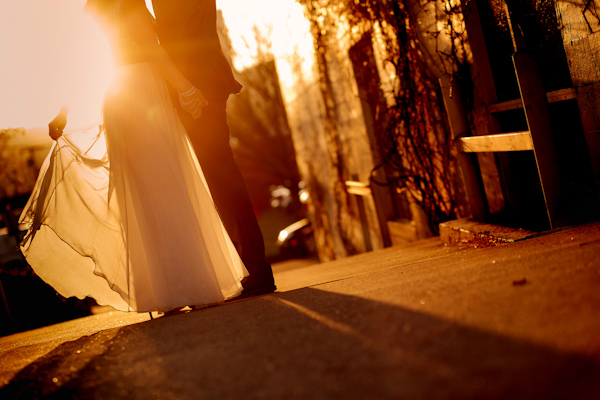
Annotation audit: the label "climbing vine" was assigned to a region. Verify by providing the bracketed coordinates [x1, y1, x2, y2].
[297, 0, 471, 232]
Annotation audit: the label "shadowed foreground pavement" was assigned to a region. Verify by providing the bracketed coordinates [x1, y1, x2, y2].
[0, 222, 599, 399]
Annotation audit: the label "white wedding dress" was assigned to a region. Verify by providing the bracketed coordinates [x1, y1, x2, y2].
[19, 4, 247, 313]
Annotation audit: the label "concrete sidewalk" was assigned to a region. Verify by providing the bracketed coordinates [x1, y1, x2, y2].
[1, 222, 599, 399]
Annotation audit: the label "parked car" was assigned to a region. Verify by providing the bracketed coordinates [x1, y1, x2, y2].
[276, 218, 315, 258]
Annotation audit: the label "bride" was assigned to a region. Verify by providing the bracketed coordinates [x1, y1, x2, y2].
[19, 0, 248, 314]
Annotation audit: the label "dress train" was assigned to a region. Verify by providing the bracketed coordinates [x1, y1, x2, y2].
[20, 62, 248, 312]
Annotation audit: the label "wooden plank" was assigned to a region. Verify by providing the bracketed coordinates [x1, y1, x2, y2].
[458, 132, 534, 153]
[345, 181, 369, 188]
[345, 181, 371, 197]
[346, 176, 373, 251]
[346, 187, 372, 196]
[546, 88, 577, 103]
[488, 88, 577, 114]
[488, 98, 523, 114]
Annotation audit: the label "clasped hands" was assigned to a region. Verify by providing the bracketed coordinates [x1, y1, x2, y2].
[178, 85, 208, 119]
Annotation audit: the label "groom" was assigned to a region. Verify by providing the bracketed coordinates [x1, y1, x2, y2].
[152, 0, 276, 297]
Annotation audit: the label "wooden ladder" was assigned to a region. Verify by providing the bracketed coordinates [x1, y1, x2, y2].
[440, 1, 577, 230]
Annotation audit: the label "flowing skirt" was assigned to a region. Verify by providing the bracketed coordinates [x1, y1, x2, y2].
[19, 62, 247, 312]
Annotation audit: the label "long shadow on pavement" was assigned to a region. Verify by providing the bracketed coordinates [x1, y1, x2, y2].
[1, 287, 598, 399]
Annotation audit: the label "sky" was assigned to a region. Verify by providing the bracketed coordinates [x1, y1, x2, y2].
[0, 0, 310, 131]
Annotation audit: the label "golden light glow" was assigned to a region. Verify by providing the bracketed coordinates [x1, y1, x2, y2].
[218, 0, 310, 69]
[0, 0, 311, 131]
[0, 1, 113, 130]
[218, 0, 315, 106]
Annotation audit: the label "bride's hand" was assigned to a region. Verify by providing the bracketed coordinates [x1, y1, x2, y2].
[178, 86, 208, 119]
[49, 107, 68, 140]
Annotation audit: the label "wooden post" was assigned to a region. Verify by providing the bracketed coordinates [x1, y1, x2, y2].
[439, 75, 489, 220]
[506, 2, 562, 228]
[349, 33, 398, 247]
[461, 0, 518, 215]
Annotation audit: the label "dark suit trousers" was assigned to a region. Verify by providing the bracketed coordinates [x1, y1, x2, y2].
[177, 94, 273, 280]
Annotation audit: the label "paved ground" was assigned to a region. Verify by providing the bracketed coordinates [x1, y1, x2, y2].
[0, 222, 599, 399]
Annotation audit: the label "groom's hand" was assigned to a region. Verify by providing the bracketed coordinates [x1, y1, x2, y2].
[179, 88, 208, 120]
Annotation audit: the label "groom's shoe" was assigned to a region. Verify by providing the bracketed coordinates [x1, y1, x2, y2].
[236, 275, 276, 300]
